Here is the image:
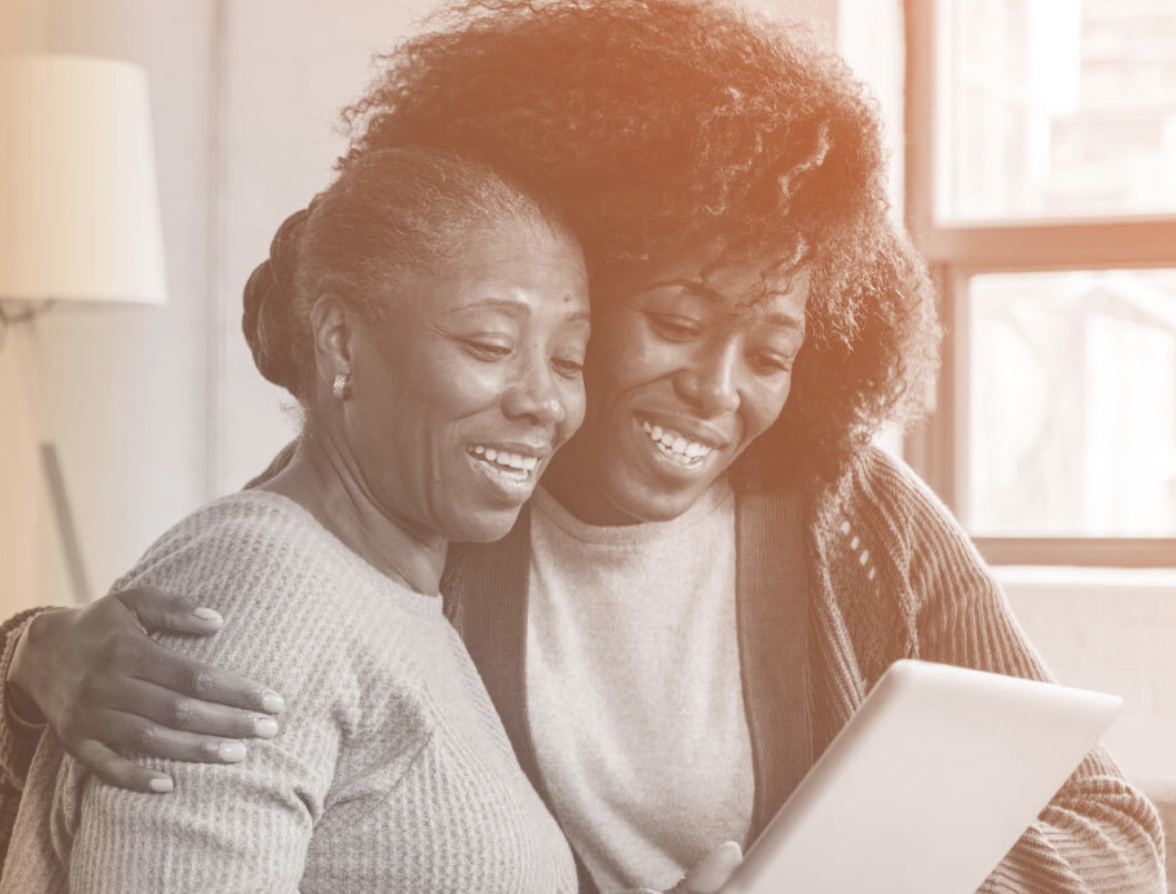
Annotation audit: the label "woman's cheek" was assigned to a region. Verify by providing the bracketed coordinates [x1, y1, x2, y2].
[560, 378, 589, 440]
[747, 377, 793, 440]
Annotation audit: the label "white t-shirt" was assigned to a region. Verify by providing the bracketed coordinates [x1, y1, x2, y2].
[526, 481, 755, 892]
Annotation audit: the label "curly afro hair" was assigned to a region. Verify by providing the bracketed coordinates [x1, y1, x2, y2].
[342, 0, 939, 490]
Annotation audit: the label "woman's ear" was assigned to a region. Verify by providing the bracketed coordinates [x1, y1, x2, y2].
[309, 293, 355, 390]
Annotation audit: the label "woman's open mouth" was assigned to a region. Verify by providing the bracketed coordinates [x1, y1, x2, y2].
[638, 418, 715, 469]
[466, 443, 545, 501]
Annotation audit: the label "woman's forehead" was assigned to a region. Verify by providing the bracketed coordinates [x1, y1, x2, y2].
[624, 242, 810, 308]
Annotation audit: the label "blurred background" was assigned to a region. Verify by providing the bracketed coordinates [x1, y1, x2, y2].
[0, 0, 1173, 782]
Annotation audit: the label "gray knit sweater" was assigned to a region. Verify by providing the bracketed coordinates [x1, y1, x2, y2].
[0, 492, 576, 893]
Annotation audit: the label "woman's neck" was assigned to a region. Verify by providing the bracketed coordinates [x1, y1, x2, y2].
[258, 434, 447, 595]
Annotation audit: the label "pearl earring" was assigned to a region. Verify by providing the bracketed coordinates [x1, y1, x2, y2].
[332, 372, 353, 401]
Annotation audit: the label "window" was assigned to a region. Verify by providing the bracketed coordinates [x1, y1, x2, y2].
[904, 0, 1176, 566]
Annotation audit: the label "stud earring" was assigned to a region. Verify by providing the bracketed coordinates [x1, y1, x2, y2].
[332, 372, 353, 401]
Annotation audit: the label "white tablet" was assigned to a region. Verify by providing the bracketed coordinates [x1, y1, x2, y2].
[724, 660, 1121, 894]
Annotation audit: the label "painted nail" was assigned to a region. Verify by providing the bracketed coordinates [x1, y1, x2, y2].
[254, 717, 278, 738]
[219, 742, 246, 762]
[149, 777, 174, 793]
[193, 607, 222, 622]
[261, 691, 285, 714]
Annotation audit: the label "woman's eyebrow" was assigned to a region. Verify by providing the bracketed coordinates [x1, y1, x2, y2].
[449, 297, 531, 315]
[641, 278, 723, 301]
[760, 310, 806, 334]
[443, 297, 590, 324]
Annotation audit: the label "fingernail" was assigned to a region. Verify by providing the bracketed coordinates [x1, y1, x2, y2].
[193, 607, 222, 622]
[719, 841, 742, 857]
[219, 742, 246, 762]
[261, 691, 285, 713]
[254, 717, 279, 738]
[149, 777, 174, 793]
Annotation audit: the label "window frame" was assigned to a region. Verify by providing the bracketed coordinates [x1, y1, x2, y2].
[902, 0, 1176, 567]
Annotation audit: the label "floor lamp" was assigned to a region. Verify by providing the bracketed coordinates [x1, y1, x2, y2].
[0, 54, 168, 605]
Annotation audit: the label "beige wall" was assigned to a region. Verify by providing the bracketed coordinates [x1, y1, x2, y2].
[1, 0, 215, 610]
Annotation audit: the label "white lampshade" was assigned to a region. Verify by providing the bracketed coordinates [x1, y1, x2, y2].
[0, 54, 167, 305]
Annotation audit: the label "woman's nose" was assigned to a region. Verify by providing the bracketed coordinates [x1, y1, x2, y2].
[675, 340, 741, 417]
[502, 366, 567, 426]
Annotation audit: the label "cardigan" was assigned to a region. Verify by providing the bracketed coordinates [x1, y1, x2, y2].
[0, 492, 576, 893]
[441, 446, 1167, 894]
[0, 447, 1166, 891]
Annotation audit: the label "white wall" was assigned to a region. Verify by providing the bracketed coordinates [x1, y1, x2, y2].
[1003, 569, 1176, 779]
[1, 0, 215, 611]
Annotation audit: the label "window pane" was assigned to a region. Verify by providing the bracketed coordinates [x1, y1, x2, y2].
[966, 269, 1176, 537]
[936, 0, 1176, 222]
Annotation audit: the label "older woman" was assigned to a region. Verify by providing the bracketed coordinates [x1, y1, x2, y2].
[0, 1, 1165, 893]
[0, 147, 590, 892]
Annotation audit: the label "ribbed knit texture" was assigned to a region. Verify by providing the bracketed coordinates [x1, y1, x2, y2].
[0, 492, 576, 893]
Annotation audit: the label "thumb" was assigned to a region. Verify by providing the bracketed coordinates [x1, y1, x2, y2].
[116, 586, 223, 635]
[680, 840, 743, 893]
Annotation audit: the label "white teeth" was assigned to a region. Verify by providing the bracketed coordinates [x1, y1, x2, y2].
[470, 446, 542, 475]
[638, 418, 715, 465]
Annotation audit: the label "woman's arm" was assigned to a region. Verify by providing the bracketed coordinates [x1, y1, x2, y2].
[0, 503, 372, 893]
[2, 590, 284, 793]
[0, 445, 300, 798]
[0, 717, 334, 894]
[898, 468, 1166, 894]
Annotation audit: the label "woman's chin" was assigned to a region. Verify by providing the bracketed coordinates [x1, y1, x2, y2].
[440, 503, 527, 544]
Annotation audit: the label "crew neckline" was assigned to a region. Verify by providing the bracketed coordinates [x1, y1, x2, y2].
[531, 478, 734, 546]
[213, 490, 444, 618]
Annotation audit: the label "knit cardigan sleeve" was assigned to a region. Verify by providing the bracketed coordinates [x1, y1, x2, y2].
[859, 451, 1166, 894]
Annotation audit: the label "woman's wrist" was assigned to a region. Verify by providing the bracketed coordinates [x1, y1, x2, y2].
[7, 607, 71, 727]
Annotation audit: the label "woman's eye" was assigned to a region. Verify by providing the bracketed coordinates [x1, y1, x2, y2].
[752, 351, 793, 375]
[647, 313, 702, 340]
[462, 338, 513, 361]
[552, 356, 585, 379]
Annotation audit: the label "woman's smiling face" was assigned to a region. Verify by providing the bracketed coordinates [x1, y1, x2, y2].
[343, 219, 590, 542]
[545, 243, 809, 525]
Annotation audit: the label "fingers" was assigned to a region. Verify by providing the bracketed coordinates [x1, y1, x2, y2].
[69, 738, 174, 794]
[102, 676, 280, 741]
[115, 586, 225, 636]
[84, 707, 252, 765]
[679, 841, 743, 894]
[130, 636, 285, 715]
